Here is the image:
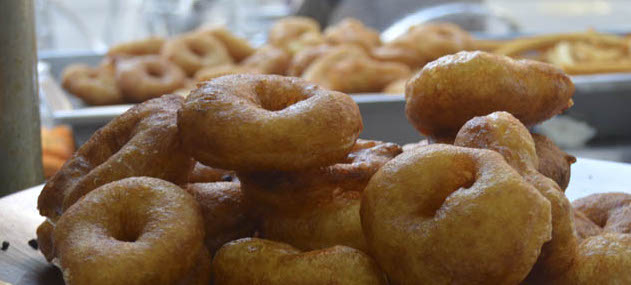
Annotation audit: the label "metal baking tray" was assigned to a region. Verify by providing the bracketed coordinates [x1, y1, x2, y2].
[40, 51, 631, 147]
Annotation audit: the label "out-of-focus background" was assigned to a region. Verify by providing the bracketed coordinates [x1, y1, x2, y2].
[32, 0, 631, 183]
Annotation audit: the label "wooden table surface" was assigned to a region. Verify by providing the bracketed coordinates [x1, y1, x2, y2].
[0, 185, 63, 285]
[1, 158, 630, 285]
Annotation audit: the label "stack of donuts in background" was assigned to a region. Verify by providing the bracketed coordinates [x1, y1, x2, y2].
[60, 17, 479, 105]
[36, 50, 630, 284]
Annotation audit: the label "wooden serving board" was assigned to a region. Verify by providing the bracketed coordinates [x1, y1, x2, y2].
[1, 158, 630, 285]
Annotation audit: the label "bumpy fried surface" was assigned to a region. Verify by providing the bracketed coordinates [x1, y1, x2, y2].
[161, 32, 233, 76]
[184, 182, 255, 253]
[38, 95, 194, 221]
[239, 139, 401, 251]
[107, 36, 165, 57]
[115, 55, 186, 103]
[323, 18, 381, 51]
[61, 63, 124, 105]
[302, 45, 411, 93]
[405, 51, 575, 139]
[533, 133, 576, 191]
[361, 144, 552, 285]
[240, 45, 291, 75]
[36, 220, 56, 262]
[212, 238, 387, 285]
[194, 64, 259, 82]
[390, 23, 473, 63]
[454, 111, 578, 283]
[573, 193, 631, 234]
[573, 209, 603, 242]
[53, 177, 209, 285]
[178, 74, 363, 171]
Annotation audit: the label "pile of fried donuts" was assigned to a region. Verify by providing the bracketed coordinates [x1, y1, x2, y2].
[61, 17, 485, 105]
[38, 51, 630, 285]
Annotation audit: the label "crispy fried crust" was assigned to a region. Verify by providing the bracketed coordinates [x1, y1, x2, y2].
[532, 133, 576, 191]
[38, 95, 194, 221]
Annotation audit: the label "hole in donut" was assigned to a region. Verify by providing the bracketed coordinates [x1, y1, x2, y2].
[418, 158, 476, 217]
[254, 80, 310, 111]
[188, 42, 207, 57]
[145, 64, 165, 78]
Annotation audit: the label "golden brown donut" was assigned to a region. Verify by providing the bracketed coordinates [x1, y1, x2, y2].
[268, 16, 321, 48]
[240, 45, 291, 75]
[195, 26, 255, 61]
[405, 51, 575, 139]
[161, 32, 233, 76]
[453, 111, 578, 283]
[188, 161, 235, 183]
[212, 238, 387, 285]
[193, 64, 259, 82]
[115, 55, 186, 103]
[573, 209, 603, 241]
[360, 144, 552, 285]
[53, 177, 210, 285]
[35, 220, 56, 262]
[178, 74, 363, 172]
[371, 45, 427, 69]
[323, 18, 381, 51]
[38, 95, 194, 221]
[572, 192, 631, 234]
[389, 22, 473, 62]
[302, 45, 411, 93]
[239, 139, 401, 251]
[285, 31, 326, 55]
[184, 182, 255, 254]
[61, 63, 123, 105]
[533, 133, 576, 191]
[106, 36, 166, 57]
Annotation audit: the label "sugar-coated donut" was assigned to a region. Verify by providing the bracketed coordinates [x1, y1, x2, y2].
[178, 74, 363, 171]
[38, 95, 194, 221]
[115, 55, 186, 103]
[53, 177, 210, 285]
[361, 144, 552, 285]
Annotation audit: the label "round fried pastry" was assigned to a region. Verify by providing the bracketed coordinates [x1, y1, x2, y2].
[240, 45, 291, 75]
[195, 26, 255, 61]
[53, 177, 209, 285]
[107, 36, 165, 57]
[268, 16, 321, 48]
[162, 32, 233, 76]
[115, 55, 186, 102]
[405, 51, 575, 138]
[38, 95, 194, 221]
[212, 238, 387, 285]
[572, 192, 631, 234]
[361, 144, 552, 285]
[61, 63, 123, 105]
[533, 133, 576, 191]
[323, 18, 381, 51]
[573, 209, 603, 242]
[178, 74, 363, 171]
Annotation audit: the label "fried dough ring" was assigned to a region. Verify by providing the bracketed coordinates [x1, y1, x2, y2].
[38, 95, 194, 221]
[533, 133, 576, 191]
[107, 36, 166, 57]
[212, 238, 387, 285]
[162, 32, 233, 76]
[287, 44, 333, 76]
[184, 182, 255, 253]
[572, 193, 631, 234]
[61, 63, 123, 105]
[573, 209, 603, 242]
[239, 140, 401, 251]
[371, 45, 427, 69]
[360, 144, 552, 285]
[268, 16, 321, 48]
[178, 74, 363, 171]
[302, 45, 411, 93]
[195, 26, 255, 61]
[193, 64, 259, 82]
[454, 111, 578, 282]
[240, 45, 291, 75]
[115, 55, 186, 103]
[405, 51, 575, 139]
[53, 177, 210, 285]
[323, 18, 381, 51]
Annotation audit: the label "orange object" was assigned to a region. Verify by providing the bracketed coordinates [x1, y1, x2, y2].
[41, 125, 75, 178]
